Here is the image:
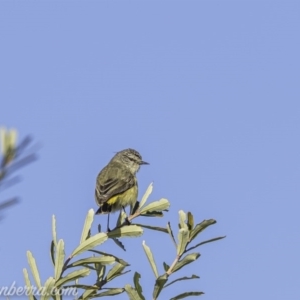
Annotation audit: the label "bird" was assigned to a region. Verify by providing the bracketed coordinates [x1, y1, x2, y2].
[95, 148, 148, 230]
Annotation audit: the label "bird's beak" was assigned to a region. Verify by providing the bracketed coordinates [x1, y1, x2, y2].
[140, 161, 149, 165]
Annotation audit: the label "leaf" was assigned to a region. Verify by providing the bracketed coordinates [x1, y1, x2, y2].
[95, 264, 106, 281]
[186, 236, 226, 252]
[152, 274, 168, 299]
[124, 284, 143, 300]
[41, 277, 55, 300]
[117, 210, 127, 227]
[133, 272, 145, 300]
[140, 211, 164, 217]
[80, 288, 97, 299]
[94, 288, 124, 297]
[106, 262, 128, 282]
[23, 268, 34, 300]
[177, 228, 189, 256]
[27, 251, 42, 288]
[52, 215, 57, 247]
[164, 275, 200, 288]
[63, 284, 98, 290]
[89, 249, 129, 266]
[178, 210, 188, 230]
[189, 219, 216, 241]
[167, 222, 177, 248]
[67, 256, 116, 268]
[111, 237, 126, 251]
[139, 198, 170, 214]
[134, 223, 168, 233]
[55, 268, 90, 287]
[71, 232, 107, 257]
[139, 182, 153, 209]
[187, 212, 194, 231]
[50, 240, 55, 266]
[142, 241, 158, 278]
[80, 209, 94, 244]
[54, 239, 65, 281]
[163, 262, 170, 272]
[170, 291, 204, 299]
[172, 253, 200, 273]
[107, 225, 143, 238]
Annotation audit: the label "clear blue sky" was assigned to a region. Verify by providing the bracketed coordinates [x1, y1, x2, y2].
[1, 1, 299, 299]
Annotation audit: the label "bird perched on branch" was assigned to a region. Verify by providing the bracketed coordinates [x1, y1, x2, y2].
[95, 148, 149, 230]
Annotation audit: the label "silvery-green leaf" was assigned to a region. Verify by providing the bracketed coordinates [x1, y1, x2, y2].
[23, 268, 34, 300]
[52, 215, 57, 247]
[72, 232, 107, 257]
[89, 249, 129, 266]
[163, 262, 170, 272]
[80, 209, 94, 244]
[189, 219, 216, 241]
[67, 256, 115, 268]
[94, 288, 124, 297]
[133, 272, 145, 300]
[27, 251, 42, 288]
[139, 182, 153, 209]
[187, 212, 194, 231]
[152, 274, 168, 299]
[186, 236, 226, 252]
[134, 223, 168, 233]
[117, 210, 127, 227]
[107, 225, 143, 238]
[80, 288, 97, 299]
[54, 239, 65, 281]
[172, 253, 200, 273]
[56, 268, 90, 287]
[170, 291, 204, 299]
[139, 198, 170, 214]
[178, 210, 188, 230]
[142, 241, 158, 278]
[140, 211, 164, 217]
[41, 277, 55, 300]
[106, 263, 128, 282]
[177, 228, 189, 256]
[167, 222, 177, 248]
[164, 275, 199, 288]
[124, 284, 143, 300]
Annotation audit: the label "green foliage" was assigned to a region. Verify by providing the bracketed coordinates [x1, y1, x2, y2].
[22, 182, 225, 299]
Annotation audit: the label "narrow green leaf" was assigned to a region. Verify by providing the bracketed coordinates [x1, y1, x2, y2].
[178, 210, 188, 229]
[170, 291, 204, 299]
[139, 182, 153, 209]
[125, 284, 143, 300]
[80, 288, 97, 299]
[41, 277, 55, 300]
[23, 268, 34, 300]
[187, 212, 194, 231]
[52, 215, 57, 247]
[164, 275, 199, 288]
[111, 237, 126, 251]
[71, 232, 107, 257]
[63, 284, 98, 290]
[152, 274, 168, 299]
[142, 241, 158, 278]
[189, 219, 216, 241]
[186, 236, 226, 252]
[50, 240, 55, 266]
[106, 262, 128, 281]
[89, 249, 129, 266]
[67, 256, 115, 268]
[133, 272, 145, 300]
[140, 211, 164, 217]
[95, 263, 106, 281]
[117, 210, 127, 227]
[54, 239, 65, 281]
[167, 222, 177, 248]
[107, 225, 143, 238]
[55, 268, 90, 287]
[27, 251, 42, 288]
[177, 228, 189, 256]
[94, 288, 124, 297]
[134, 223, 168, 233]
[139, 198, 170, 214]
[163, 262, 170, 272]
[172, 253, 200, 273]
[80, 209, 94, 244]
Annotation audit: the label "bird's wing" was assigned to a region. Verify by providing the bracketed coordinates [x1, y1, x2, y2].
[95, 164, 135, 205]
